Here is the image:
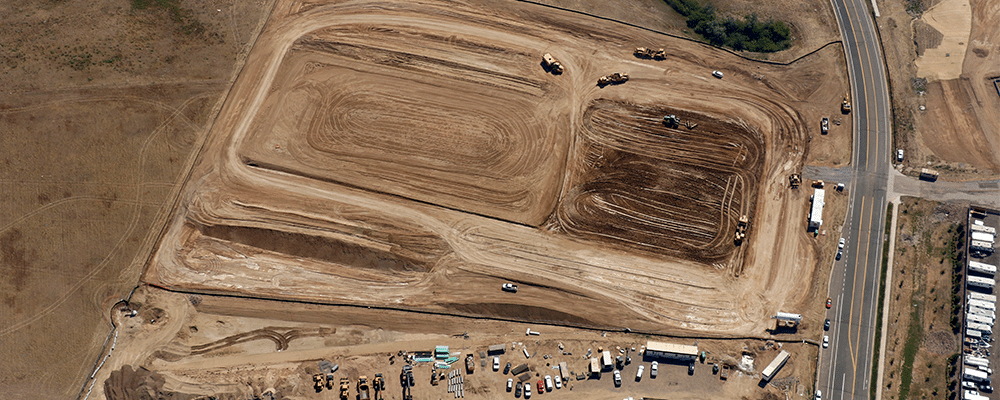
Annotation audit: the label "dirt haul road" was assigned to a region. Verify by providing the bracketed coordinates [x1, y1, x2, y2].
[145, 0, 834, 336]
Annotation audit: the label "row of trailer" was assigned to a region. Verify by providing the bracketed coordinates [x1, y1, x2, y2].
[964, 230, 998, 400]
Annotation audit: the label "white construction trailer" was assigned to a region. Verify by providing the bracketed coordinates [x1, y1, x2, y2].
[969, 261, 997, 276]
[971, 240, 994, 252]
[809, 189, 825, 230]
[968, 276, 996, 290]
[964, 367, 989, 382]
[969, 299, 996, 311]
[972, 231, 995, 243]
[969, 306, 996, 319]
[761, 350, 790, 381]
[971, 224, 997, 234]
[966, 356, 990, 368]
[969, 292, 998, 303]
[967, 313, 994, 326]
[967, 322, 993, 333]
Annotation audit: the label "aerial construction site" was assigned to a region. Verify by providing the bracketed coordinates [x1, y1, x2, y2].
[70, 0, 852, 398]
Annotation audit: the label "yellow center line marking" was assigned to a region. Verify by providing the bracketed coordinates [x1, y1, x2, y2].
[853, 197, 876, 391]
[847, 196, 867, 369]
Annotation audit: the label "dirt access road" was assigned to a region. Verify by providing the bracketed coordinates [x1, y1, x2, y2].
[144, 0, 845, 337]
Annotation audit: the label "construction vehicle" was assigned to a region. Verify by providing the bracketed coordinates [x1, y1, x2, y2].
[339, 378, 351, 400]
[842, 93, 851, 113]
[313, 373, 327, 392]
[358, 376, 371, 400]
[813, 180, 824, 188]
[542, 53, 564, 74]
[734, 215, 750, 244]
[374, 374, 385, 399]
[597, 72, 628, 86]
[634, 47, 666, 60]
[663, 114, 679, 128]
[465, 354, 476, 373]
[789, 174, 801, 188]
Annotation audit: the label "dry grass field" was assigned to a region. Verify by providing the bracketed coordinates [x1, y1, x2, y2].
[0, 0, 860, 399]
[0, 0, 275, 397]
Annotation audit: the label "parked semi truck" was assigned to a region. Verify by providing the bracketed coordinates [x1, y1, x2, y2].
[964, 367, 990, 382]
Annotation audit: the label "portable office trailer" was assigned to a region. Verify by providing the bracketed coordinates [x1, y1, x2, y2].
[761, 350, 790, 381]
[971, 224, 997, 234]
[972, 232, 995, 243]
[967, 329, 983, 339]
[970, 299, 997, 311]
[968, 322, 993, 333]
[969, 261, 998, 276]
[971, 240, 994, 252]
[969, 306, 996, 319]
[969, 292, 998, 303]
[968, 276, 996, 289]
[967, 313, 994, 326]
[964, 367, 989, 382]
[966, 356, 990, 368]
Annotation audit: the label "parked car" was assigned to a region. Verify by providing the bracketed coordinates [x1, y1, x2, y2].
[836, 249, 843, 260]
[963, 381, 978, 390]
[537, 380, 544, 393]
[516, 382, 523, 397]
[502, 283, 518, 293]
[688, 363, 695, 375]
[507, 378, 514, 392]
[524, 382, 531, 398]
[554, 375, 562, 389]
[897, 149, 904, 162]
[504, 362, 511, 374]
[838, 238, 845, 249]
[613, 370, 622, 386]
[712, 70, 724, 79]
[636, 365, 644, 381]
[544, 375, 553, 392]
[821, 117, 829, 134]
[826, 297, 832, 308]
[824, 319, 831, 331]
[651, 361, 658, 378]
[816, 389, 822, 400]
[980, 384, 994, 393]
[823, 335, 830, 348]
[493, 356, 500, 371]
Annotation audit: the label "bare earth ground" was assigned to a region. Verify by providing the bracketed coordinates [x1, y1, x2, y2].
[538, 0, 853, 166]
[879, 198, 963, 400]
[0, 0, 275, 397]
[144, 0, 848, 339]
[878, 0, 1000, 179]
[96, 286, 817, 399]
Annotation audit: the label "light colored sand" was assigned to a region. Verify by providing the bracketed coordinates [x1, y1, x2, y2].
[915, 0, 973, 80]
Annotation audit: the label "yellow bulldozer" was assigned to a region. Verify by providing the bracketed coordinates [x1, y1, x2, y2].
[634, 47, 666, 60]
[734, 215, 750, 245]
[542, 53, 564, 74]
[339, 378, 350, 400]
[597, 72, 629, 86]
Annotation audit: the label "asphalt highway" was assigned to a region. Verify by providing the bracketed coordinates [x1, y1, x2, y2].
[819, 0, 892, 399]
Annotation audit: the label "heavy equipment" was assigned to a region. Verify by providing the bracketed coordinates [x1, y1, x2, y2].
[597, 72, 628, 86]
[313, 373, 327, 392]
[542, 53, 564, 74]
[841, 93, 851, 113]
[465, 354, 476, 373]
[634, 47, 666, 60]
[358, 376, 371, 400]
[339, 378, 350, 400]
[734, 215, 750, 244]
[663, 114, 679, 128]
[789, 174, 801, 188]
[373, 374, 385, 399]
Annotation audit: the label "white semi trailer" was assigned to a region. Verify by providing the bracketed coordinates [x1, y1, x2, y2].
[968, 276, 996, 290]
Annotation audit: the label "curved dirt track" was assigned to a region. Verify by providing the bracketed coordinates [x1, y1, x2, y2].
[145, 0, 828, 337]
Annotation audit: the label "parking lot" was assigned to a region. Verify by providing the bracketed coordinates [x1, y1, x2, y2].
[962, 207, 1000, 400]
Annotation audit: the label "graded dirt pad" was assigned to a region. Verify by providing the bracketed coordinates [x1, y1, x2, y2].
[145, 0, 846, 338]
[95, 287, 816, 400]
[880, 0, 1000, 178]
[0, 0, 275, 398]
[555, 100, 762, 262]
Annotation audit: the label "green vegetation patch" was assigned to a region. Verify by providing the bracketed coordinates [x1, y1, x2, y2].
[870, 203, 893, 400]
[131, 0, 205, 36]
[663, 0, 792, 53]
[898, 307, 923, 400]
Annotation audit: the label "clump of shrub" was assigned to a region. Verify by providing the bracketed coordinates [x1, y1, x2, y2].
[664, 0, 793, 53]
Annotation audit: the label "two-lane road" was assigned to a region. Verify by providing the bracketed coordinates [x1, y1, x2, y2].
[820, 0, 892, 399]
